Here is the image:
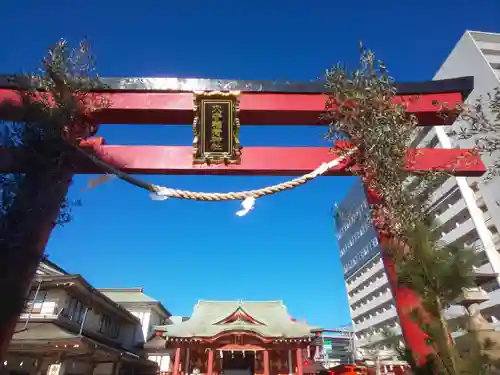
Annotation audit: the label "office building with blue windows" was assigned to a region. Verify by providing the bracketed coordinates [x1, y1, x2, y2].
[335, 181, 380, 280]
[334, 179, 402, 362]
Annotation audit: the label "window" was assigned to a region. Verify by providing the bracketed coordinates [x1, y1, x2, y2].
[25, 291, 47, 313]
[62, 297, 86, 324]
[159, 317, 170, 325]
[99, 314, 121, 338]
[100, 315, 111, 334]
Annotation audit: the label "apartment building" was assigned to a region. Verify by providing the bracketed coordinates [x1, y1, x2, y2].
[334, 30, 500, 360]
[417, 30, 500, 320]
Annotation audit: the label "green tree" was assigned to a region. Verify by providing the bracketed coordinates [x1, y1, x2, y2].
[324, 45, 448, 373]
[384, 219, 500, 374]
[324, 46, 500, 374]
[0, 40, 104, 360]
[452, 87, 500, 182]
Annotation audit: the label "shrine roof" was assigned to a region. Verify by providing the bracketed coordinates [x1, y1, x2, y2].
[153, 300, 320, 339]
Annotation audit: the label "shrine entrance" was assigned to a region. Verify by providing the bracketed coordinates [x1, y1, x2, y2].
[0, 71, 485, 368]
[221, 351, 255, 375]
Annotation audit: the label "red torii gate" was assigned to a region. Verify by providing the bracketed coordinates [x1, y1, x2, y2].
[0, 75, 484, 365]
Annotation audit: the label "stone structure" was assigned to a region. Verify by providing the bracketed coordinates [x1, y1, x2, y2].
[455, 272, 500, 361]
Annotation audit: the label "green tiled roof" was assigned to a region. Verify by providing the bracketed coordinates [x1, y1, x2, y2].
[99, 289, 158, 303]
[98, 288, 171, 318]
[154, 300, 319, 338]
[12, 323, 78, 341]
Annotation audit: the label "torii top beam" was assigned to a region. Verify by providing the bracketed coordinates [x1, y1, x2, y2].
[0, 75, 484, 176]
[0, 75, 473, 126]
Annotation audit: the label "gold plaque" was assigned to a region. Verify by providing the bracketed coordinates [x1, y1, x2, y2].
[192, 91, 241, 164]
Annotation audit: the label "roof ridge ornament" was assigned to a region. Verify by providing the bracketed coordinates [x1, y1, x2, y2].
[213, 304, 266, 326]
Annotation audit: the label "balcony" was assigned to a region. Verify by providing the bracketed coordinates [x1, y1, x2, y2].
[349, 276, 390, 305]
[493, 234, 500, 248]
[355, 307, 398, 332]
[429, 177, 458, 206]
[478, 288, 500, 310]
[483, 210, 493, 223]
[477, 263, 495, 275]
[440, 218, 476, 245]
[356, 326, 402, 348]
[20, 300, 61, 320]
[476, 194, 485, 208]
[347, 259, 384, 292]
[484, 54, 500, 66]
[435, 200, 467, 227]
[474, 39, 500, 52]
[352, 289, 393, 319]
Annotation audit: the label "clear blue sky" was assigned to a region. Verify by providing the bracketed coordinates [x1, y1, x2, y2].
[1, 0, 499, 328]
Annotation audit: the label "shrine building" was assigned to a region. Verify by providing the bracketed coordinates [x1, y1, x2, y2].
[145, 301, 321, 375]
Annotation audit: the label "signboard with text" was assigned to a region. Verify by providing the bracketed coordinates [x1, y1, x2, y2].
[192, 91, 241, 164]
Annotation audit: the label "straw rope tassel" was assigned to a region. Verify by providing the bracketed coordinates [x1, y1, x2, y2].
[150, 147, 357, 216]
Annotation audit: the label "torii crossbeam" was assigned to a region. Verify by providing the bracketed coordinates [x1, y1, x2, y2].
[0, 75, 482, 176]
[0, 75, 484, 366]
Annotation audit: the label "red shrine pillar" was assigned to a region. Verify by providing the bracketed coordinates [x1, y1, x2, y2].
[206, 349, 214, 375]
[0, 167, 74, 361]
[172, 348, 181, 375]
[295, 348, 303, 375]
[184, 348, 191, 375]
[364, 186, 433, 365]
[263, 350, 270, 375]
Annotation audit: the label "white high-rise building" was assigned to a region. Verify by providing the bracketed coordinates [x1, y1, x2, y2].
[335, 30, 500, 360]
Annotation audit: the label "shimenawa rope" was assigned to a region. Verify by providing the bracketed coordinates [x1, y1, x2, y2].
[151, 148, 357, 216]
[76, 145, 356, 216]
